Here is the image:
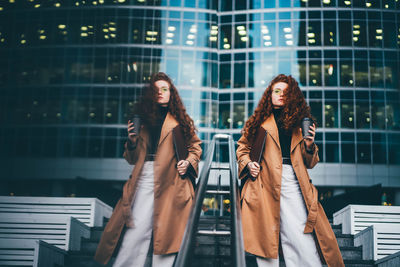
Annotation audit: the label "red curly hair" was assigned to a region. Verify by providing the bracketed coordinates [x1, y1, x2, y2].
[135, 72, 196, 141]
[243, 74, 315, 141]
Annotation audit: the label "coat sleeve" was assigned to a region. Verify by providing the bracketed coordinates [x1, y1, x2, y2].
[123, 138, 142, 165]
[300, 141, 319, 169]
[185, 134, 202, 177]
[236, 135, 252, 180]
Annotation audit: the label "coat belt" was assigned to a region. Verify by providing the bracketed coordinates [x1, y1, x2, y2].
[303, 183, 319, 234]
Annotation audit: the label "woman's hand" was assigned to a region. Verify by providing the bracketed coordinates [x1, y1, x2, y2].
[247, 161, 260, 178]
[303, 123, 316, 151]
[127, 120, 139, 144]
[177, 160, 190, 176]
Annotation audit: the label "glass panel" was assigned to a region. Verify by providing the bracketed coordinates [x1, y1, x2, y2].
[219, 103, 230, 129]
[323, 20, 336, 46]
[371, 91, 385, 129]
[219, 63, 231, 88]
[341, 133, 355, 163]
[234, 24, 248, 49]
[341, 101, 355, 129]
[234, 62, 246, 88]
[339, 20, 352, 46]
[353, 21, 367, 47]
[249, 22, 261, 48]
[357, 133, 371, 163]
[354, 59, 369, 87]
[356, 91, 370, 129]
[372, 133, 386, 164]
[279, 22, 294, 47]
[340, 60, 353, 87]
[220, 25, 232, 50]
[324, 59, 338, 86]
[368, 21, 383, 48]
[233, 103, 245, 128]
[369, 51, 384, 88]
[308, 21, 321, 46]
[384, 55, 398, 89]
[325, 101, 338, 128]
[261, 23, 276, 47]
[388, 134, 400, 164]
[326, 143, 339, 162]
[386, 92, 400, 130]
[309, 59, 322, 86]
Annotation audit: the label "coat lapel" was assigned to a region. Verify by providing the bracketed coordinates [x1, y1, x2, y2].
[291, 127, 303, 153]
[158, 112, 178, 146]
[261, 115, 280, 150]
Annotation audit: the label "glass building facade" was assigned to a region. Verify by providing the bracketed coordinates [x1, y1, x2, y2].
[0, 0, 399, 200]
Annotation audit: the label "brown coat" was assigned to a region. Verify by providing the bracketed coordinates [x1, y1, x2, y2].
[94, 113, 202, 265]
[237, 115, 344, 267]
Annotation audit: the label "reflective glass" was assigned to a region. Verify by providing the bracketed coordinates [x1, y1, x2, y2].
[219, 103, 230, 129]
[220, 25, 232, 50]
[309, 59, 322, 86]
[341, 133, 355, 163]
[308, 21, 321, 46]
[339, 20, 352, 46]
[341, 93, 355, 128]
[369, 51, 384, 88]
[219, 63, 231, 88]
[368, 21, 383, 48]
[323, 19, 337, 46]
[353, 21, 367, 47]
[354, 59, 369, 87]
[233, 103, 245, 128]
[357, 133, 371, 163]
[234, 24, 248, 49]
[279, 22, 294, 47]
[356, 91, 371, 129]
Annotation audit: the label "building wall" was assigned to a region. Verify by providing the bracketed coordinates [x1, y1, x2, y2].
[0, 1, 399, 193]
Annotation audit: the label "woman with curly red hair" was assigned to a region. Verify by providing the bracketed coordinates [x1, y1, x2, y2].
[94, 72, 202, 267]
[237, 74, 344, 267]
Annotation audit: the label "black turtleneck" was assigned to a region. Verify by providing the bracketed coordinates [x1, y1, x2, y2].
[148, 106, 169, 155]
[273, 108, 292, 159]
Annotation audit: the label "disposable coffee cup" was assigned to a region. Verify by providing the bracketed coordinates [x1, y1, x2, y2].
[130, 115, 141, 135]
[301, 118, 313, 139]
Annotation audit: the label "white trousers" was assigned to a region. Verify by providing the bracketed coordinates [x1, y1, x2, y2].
[256, 164, 322, 267]
[113, 162, 176, 267]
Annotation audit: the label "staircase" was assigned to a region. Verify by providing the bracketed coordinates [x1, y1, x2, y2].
[63, 216, 375, 267]
[64, 219, 115, 267]
[189, 215, 376, 267]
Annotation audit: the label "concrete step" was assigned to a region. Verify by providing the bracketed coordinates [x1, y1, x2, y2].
[64, 253, 115, 267]
[80, 239, 99, 254]
[195, 234, 231, 246]
[335, 234, 354, 247]
[194, 243, 231, 256]
[339, 246, 363, 260]
[190, 255, 232, 267]
[89, 227, 105, 242]
[331, 224, 343, 235]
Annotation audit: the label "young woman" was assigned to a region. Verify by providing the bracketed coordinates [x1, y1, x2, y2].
[94, 72, 202, 267]
[237, 74, 344, 267]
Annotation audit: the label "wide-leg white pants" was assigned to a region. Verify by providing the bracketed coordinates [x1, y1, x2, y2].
[256, 164, 322, 267]
[113, 161, 176, 267]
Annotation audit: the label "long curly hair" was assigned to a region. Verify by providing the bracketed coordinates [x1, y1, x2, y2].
[243, 74, 315, 141]
[134, 72, 196, 141]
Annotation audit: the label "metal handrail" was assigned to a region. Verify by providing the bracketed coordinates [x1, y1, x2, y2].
[228, 134, 246, 267]
[174, 134, 246, 267]
[173, 136, 216, 267]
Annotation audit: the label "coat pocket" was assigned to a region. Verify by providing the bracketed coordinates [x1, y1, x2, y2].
[243, 179, 260, 203]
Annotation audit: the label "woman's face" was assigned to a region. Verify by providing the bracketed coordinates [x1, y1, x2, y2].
[154, 80, 171, 107]
[271, 82, 288, 108]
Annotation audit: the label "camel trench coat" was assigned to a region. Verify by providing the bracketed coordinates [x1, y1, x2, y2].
[94, 113, 202, 265]
[237, 115, 344, 267]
